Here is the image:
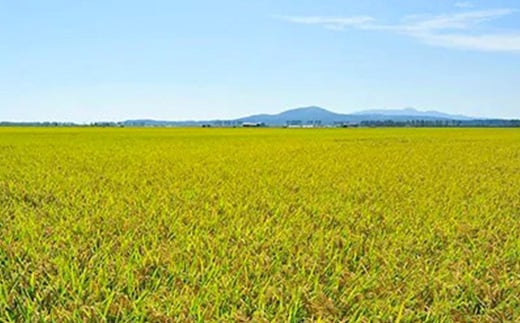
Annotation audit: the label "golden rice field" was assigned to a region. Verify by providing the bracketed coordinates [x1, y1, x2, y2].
[0, 127, 519, 322]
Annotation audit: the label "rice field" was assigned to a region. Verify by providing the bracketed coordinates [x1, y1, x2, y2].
[0, 127, 519, 321]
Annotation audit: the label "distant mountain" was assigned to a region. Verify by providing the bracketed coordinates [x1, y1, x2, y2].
[237, 106, 345, 124]
[235, 106, 475, 125]
[352, 107, 474, 120]
[4, 106, 518, 128]
[119, 106, 496, 127]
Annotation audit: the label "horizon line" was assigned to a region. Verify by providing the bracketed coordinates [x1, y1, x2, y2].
[2, 106, 519, 124]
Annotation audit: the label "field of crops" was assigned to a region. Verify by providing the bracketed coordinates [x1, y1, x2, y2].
[0, 128, 519, 321]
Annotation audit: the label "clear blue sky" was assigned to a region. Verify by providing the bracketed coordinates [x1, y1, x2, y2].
[1, 0, 519, 122]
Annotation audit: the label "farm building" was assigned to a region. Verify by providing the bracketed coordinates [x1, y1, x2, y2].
[242, 122, 265, 127]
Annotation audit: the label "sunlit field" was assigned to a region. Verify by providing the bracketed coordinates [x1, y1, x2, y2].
[1, 128, 519, 321]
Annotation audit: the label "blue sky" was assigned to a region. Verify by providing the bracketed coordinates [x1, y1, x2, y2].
[1, 0, 519, 122]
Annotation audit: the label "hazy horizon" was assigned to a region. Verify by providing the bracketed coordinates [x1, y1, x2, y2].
[2, 1, 520, 122]
[1, 106, 511, 124]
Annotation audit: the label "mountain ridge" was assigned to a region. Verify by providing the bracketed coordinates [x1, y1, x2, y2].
[116, 106, 519, 127]
[234, 106, 476, 125]
[351, 107, 473, 120]
[4, 106, 518, 127]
